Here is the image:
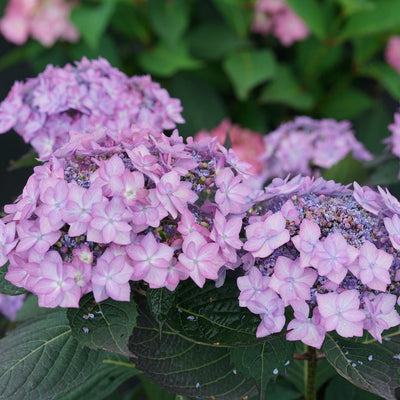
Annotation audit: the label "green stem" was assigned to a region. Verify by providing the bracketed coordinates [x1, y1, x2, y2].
[305, 346, 317, 400]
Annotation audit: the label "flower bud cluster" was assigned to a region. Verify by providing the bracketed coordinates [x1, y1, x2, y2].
[0, 0, 79, 47]
[252, 0, 309, 46]
[1, 127, 255, 309]
[0, 57, 184, 159]
[238, 176, 400, 347]
[262, 116, 373, 181]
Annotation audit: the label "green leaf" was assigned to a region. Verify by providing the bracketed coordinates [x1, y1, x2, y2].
[339, 0, 400, 38]
[67, 293, 138, 356]
[0, 42, 44, 71]
[166, 277, 268, 346]
[352, 36, 383, 65]
[367, 159, 399, 186]
[211, 0, 253, 38]
[140, 376, 177, 400]
[170, 73, 228, 137]
[0, 309, 137, 400]
[129, 298, 257, 399]
[322, 331, 400, 400]
[14, 295, 46, 321]
[336, 0, 375, 15]
[319, 88, 372, 120]
[230, 339, 295, 398]
[286, 0, 326, 39]
[188, 23, 248, 61]
[325, 375, 383, 400]
[138, 41, 202, 77]
[7, 149, 39, 171]
[147, 288, 176, 327]
[0, 263, 27, 296]
[322, 155, 368, 185]
[70, 2, 115, 50]
[259, 65, 315, 111]
[359, 63, 400, 99]
[223, 49, 276, 100]
[146, 0, 190, 46]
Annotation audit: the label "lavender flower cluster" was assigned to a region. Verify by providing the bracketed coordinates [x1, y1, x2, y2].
[261, 116, 373, 181]
[0, 57, 184, 159]
[0, 59, 399, 350]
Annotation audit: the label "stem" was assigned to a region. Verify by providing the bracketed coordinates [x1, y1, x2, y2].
[305, 346, 317, 400]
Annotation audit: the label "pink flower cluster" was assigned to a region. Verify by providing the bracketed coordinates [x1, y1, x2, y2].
[0, 0, 79, 47]
[387, 107, 400, 176]
[0, 294, 26, 321]
[262, 116, 373, 181]
[252, 0, 309, 46]
[238, 175, 400, 348]
[195, 119, 265, 174]
[1, 125, 255, 309]
[0, 57, 184, 159]
[385, 36, 400, 74]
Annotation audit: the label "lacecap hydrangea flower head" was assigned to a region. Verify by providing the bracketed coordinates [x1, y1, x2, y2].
[238, 175, 400, 348]
[1, 125, 257, 309]
[0, 57, 184, 159]
[262, 116, 373, 181]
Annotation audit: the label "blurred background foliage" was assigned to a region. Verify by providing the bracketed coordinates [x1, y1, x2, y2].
[1, 1, 400, 398]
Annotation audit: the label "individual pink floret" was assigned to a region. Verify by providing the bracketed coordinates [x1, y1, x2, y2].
[178, 231, 225, 288]
[87, 197, 132, 245]
[286, 301, 326, 349]
[363, 293, 400, 343]
[0, 220, 17, 266]
[272, 8, 309, 47]
[317, 290, 365, 337]
[244, 211, 290, 258]
[292, 218, 321, 268]
[310, 232, 359, 284]
[237, 267, 271, 313]
[254, 289, 286, 337]
[127, 232, 173, 288]
[209, 210, 243, 263]
[269, 256, 317, 305]
[384, 214, 400, 251]
[91, 248, 134, 303]
[349, 241, 392, 292]
[156, 171, 198, 219]
[215, 168, 251, 215]
[33, 251, 81, 308]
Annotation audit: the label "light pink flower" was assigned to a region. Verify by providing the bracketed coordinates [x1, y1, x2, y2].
[272, 8, 309, 47]
[0, 220, 17, 265]
[385, 36, 400, 74]
[292, 218, 321, 268]
[349, 241, 392, 291]
[91, 249, 134, 302]
[286, 301, 326, 349]
[0, 294, 26, 321]
[384, 214, 400, 250]
[127, 232, 173, 288]
[317, 290, 365, 337]
[244, 211, 290, 258]
[269, 257, 317, 305]
[178, 231, 225, 288]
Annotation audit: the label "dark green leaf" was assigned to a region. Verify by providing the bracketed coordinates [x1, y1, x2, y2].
[0, 263, 27, 296]
[188, 23, 248, 61]
[138, 41, 201, 77]
[319, 88, 372, 119]
[147, 288, 176, 327]
[286, 0, 326, 39]
[336, 0, 375, 15]
[14, 295, 46, 321]
[0, 309, 137, 400]
[322, 155, 368, 185]
[211, 0, 253, 38]
[7, 149, 39, 171]
[325, 375, 383, 400]
[0, 42, 44, 71]
[230, 339, 295, 397]
[359, 63, 400, 99]
[140, 376, 177, 400]
[353, 36, 383, 65]
[146, 0, 190, 46]
[339, 0, 400, 38]
[70, 2, 115, 50]
[259, 65, 315, 111]
[170, 74, 227, 136]
[67, 293, 138, 356]
[129, 299, 257, 399]
[166, 277, 268, 346]
[322, 331, 400, 400]
[223, 49, 276, 100]
[367, 159, 399, 186]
